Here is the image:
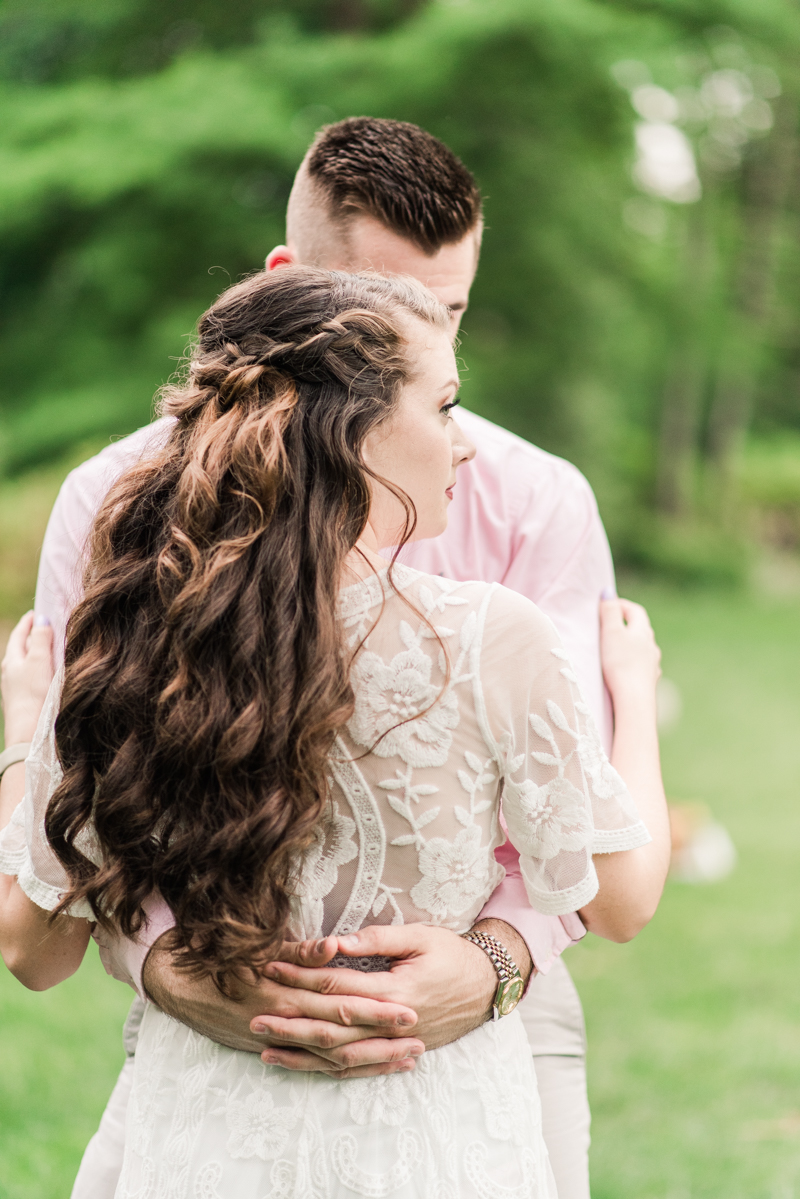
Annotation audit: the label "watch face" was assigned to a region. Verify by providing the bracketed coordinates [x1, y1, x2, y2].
[496, 976, 524, 1017]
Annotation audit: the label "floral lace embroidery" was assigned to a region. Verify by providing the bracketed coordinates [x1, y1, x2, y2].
[344, 1075, 410, 1127]
[225, 1090, 300, 1161]
[410, 824, 500, 921]
[348, 622, 460, 769]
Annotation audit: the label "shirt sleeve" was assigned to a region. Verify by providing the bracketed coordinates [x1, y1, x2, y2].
[477, 831, 586, 974]
[34, 471, 98, 670]
[477, 586, 650, 916]
[502, 460, 616, 755]
[92, 897, 176, 1000]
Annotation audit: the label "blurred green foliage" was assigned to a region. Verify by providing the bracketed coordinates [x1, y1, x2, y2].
[2, 0, 800, 577]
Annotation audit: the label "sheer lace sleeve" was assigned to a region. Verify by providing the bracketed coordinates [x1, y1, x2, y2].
[0, 669, 94, 917]
[476, 586, 651, 915]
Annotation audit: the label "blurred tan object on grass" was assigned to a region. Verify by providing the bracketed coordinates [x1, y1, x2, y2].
[668, 801, 737, 883]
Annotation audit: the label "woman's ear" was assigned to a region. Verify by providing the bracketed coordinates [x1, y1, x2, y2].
[265, 245, 299, 271]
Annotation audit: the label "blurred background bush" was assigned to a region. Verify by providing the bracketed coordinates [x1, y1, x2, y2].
[2, 0, 800, 610]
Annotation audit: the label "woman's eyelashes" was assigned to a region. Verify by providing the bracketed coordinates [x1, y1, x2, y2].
[440, 395, 462, 419]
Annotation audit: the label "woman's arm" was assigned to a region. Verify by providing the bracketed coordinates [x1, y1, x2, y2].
[0, 612, 91, 989]
[578, 597, 670, 942]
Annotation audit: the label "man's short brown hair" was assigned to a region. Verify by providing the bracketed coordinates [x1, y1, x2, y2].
[305, 117, 482, 255]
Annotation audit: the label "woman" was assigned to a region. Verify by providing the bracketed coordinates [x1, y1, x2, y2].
[0, 266, 667, 1197]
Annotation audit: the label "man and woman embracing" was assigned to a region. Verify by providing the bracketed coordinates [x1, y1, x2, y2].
[0, 117, 669, 1197]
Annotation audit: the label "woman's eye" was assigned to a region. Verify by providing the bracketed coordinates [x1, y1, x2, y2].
[440, 397, 461, 419]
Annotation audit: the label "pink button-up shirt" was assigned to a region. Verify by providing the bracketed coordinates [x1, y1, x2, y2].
[35, 408, 615, 992]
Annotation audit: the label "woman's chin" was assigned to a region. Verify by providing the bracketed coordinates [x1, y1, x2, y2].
[408, 514, 448, 543]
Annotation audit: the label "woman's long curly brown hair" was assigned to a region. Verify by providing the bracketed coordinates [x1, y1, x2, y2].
[45, 266, 449, 988]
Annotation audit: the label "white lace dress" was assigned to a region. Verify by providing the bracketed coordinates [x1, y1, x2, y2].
[0, 565, 649, 1199]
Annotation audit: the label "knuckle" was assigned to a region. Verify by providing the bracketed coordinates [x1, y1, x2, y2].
[337, 1002, 356, 1027]
[337, 1045, 360, 1068]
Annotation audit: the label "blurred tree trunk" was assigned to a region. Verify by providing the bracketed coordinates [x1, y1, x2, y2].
[706, 98, 797, 504]
[656, 202, 713, 517]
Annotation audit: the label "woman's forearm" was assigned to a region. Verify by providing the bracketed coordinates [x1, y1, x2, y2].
[0, 880, 91, 990]
[0, 759, 26, 905]
[579, 690, 671, 942]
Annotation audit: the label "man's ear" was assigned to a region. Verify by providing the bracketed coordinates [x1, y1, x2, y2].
[265, 245, 298, 271]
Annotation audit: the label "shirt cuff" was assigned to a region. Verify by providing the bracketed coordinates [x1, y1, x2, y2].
[480, 841, 586, 976]
[92, 895, 176, 1000]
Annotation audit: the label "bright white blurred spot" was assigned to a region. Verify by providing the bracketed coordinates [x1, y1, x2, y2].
[701, 69, 753, 117]
[632, 85, 679, 123]
[633, 123, 701, 203]
[656, 676, 683, 731]
[671, 820, 738, 884]
[611, 59, 651, 90]
[740, 98, 774, 132]
[750, 64, 781, 100]
[623, 197, 668, 241]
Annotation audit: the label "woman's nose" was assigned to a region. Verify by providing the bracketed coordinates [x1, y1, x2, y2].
[451, 420, 477, 465]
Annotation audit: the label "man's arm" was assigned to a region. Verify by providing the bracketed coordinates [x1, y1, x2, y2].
[140, 914, 532, 1075]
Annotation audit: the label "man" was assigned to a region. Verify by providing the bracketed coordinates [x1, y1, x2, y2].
[37, 118, 616, 1199]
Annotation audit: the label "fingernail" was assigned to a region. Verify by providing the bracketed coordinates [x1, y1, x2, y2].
[252, 1022, 267, 1034]
[262, 1052, 276, 1065]
[314, 939, 327, 954]
[400, 1061, 414, 1072]
[264, 965, 280, 980]
[409, 1047, 424, 1058]
[600, 587, 616, 601]
[396, 1015, 415, 1027]
[340, 934, 359, 948]
[33, 614, 51, 627]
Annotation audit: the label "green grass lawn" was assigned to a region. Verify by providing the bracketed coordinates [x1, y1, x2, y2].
[0, 946, 131, 1198]
[574, 581, 800, 1199]
[1, 581, 800, 1196]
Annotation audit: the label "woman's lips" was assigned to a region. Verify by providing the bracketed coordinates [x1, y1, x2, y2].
[445, 486, 454, 500]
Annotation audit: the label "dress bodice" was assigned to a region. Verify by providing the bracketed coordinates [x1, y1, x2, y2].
[291, 564, 648, 943]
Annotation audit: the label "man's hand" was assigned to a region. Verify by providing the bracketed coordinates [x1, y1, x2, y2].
[142, 933, 424, 1080]
[253, 920, 533, 1073]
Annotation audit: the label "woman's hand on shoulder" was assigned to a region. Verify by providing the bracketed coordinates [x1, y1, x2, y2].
[599, 596, 661, 714]
[1, 611, 54, 745]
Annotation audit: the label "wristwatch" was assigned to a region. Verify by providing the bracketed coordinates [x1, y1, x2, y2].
[461, 929, 525, 1021]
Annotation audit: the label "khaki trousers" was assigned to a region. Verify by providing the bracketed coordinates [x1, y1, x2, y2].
[71, 958, 590, 1199]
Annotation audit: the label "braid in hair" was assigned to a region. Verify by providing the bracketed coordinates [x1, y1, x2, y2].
[45, 266, 449, 990]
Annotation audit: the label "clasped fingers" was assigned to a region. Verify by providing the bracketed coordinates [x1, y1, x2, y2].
[261, 1035, 424, 1077]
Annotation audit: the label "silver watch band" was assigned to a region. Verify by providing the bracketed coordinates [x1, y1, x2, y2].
[0, 742, 31, 778]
